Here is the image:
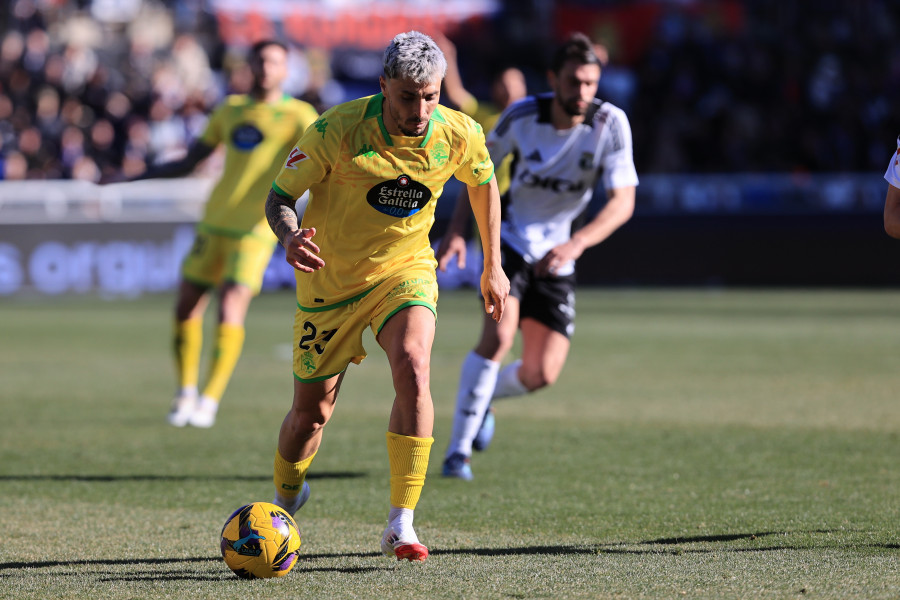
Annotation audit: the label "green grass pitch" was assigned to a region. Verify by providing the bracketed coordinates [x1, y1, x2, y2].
[1, 288, 898, 599]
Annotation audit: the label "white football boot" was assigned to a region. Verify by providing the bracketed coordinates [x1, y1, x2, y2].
[166, 392, 197, 427]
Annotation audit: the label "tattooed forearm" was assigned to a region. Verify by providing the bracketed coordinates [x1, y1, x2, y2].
[265, 188, 299, 246]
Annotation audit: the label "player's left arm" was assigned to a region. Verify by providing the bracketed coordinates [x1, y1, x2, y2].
[884, 183, 900, 239]
[466, 176, 509, 322]
[265, 187, 323, 273]
[535, 185, 635, 277]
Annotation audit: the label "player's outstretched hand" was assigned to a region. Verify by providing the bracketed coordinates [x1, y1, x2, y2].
[436, 232, 467, 272]
[283, 227, 325, 273]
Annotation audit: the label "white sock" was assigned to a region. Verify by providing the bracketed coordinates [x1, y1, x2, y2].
[493, 359, 528, 398]
[445, 351, 500, 458]
[387, 506, 418, 543]
[178, 386, 198, 399]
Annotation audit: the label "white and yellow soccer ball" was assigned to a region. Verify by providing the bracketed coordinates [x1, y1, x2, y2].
[220, 501, 302, 579]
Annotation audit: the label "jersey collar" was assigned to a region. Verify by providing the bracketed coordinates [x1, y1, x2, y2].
[367, 93, 435, 147]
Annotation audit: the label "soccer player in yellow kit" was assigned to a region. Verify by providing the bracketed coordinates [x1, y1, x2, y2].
[264, 31, 509, 562]
[135, 40, 318, 428]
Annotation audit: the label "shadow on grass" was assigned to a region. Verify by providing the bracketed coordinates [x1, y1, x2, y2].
[3, 532, 895, 578]
[0, 556, 390, 582]
[94, 565, 387, 582]
[596, 530, 900, 555]
[0, 471, 365, 483]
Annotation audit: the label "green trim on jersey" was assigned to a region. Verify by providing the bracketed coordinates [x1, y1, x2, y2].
[297, 285, 375, 312]
[370, 93, 435, 147]
[293, 368, 347, 383]
[272, 182, 291, 198]
[477, 167, 496, 185]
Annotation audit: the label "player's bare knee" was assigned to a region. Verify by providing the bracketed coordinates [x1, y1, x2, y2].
[519, 368, 555, 392]
[391, 350, 431, 394]
[287, 406, 328, 436]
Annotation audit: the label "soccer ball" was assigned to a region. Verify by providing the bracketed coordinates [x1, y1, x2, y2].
[220, 501, 302, 579]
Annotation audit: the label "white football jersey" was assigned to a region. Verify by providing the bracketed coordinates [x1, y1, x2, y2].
[487, 93, 639, 275]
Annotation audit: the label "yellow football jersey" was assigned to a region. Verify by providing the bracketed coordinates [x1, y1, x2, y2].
[273, 93, 494, 309]
[198, 94, 318, 239]
[456, 98, 511, 195]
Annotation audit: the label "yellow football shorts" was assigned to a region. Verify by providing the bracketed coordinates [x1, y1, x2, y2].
[292, 268, 439, 382]
[181, 229, 275, 294]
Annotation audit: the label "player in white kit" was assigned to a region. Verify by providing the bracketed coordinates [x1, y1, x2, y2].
[437, 32, 639, 479]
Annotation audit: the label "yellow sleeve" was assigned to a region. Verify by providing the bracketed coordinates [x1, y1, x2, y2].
[273, 115, 337, 199]
[454, 117, 494, 187]
[199, 103, 226, 147]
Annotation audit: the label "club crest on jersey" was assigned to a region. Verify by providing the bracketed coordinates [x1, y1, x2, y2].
[366, 174, 432, 218]
[284, 146, 309, 170]
[231, 123, 264, 151]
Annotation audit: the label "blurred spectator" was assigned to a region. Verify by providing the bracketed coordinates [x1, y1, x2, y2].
[1, 151, 28, 180]
[2, 0, 900, 182]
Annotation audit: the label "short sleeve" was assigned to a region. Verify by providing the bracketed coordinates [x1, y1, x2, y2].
[599, 108, 639, 190]
[199, 104, 226, 148]
[454, 117, 495, 187]
[273, 115, 335, 199]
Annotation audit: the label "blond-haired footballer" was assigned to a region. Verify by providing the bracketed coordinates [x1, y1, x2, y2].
[264, 31, 509, 562]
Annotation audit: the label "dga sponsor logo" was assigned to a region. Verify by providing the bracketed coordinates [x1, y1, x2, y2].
[284, 146, 309, 169]
[231, 123, 264, 150]
[366, 174, 432, 218]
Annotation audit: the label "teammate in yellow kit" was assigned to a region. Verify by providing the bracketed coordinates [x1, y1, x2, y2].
[263, 31, 509, 562]
[435, 31, 526, 194]
[135, 40, 318, 428]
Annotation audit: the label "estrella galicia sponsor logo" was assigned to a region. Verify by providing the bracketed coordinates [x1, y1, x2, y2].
[231, 123, 264, 150]
[366, 174, 432, 218]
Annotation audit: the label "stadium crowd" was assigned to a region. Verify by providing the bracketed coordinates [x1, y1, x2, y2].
[1, 0, 899, 181]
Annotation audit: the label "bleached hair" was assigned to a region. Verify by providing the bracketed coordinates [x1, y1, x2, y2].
[382, 31, 447, 84]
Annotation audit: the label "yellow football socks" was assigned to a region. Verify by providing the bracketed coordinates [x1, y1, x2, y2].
[201, 322, 245, 402]
[274, 449, 317, 500]
[173, 317, 203, 390]
[386, 432, 433, 509]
